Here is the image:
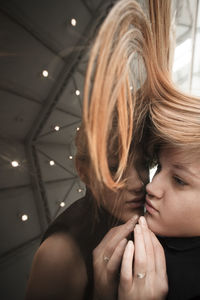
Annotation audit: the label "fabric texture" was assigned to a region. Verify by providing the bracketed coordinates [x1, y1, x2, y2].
[159, 235, 200, 300]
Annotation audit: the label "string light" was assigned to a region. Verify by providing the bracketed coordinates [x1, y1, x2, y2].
[75, 90, 80, 96]
[78, 188, 82, 193]
[54, 125, 60, 131]
[60, 202, 65, 207]
[11, 161, 19, 167]
[42, 70, 49, 77]
[76, 127, 80, 131]
[21, 214, 28, 222]
[71, 18, 77, 26]
[49, 160, 55, 166]
[69, 155, 73, 160]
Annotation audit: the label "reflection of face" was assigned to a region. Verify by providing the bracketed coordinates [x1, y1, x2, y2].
[103, 162, 148, 222]
[145, 147, 200, 237]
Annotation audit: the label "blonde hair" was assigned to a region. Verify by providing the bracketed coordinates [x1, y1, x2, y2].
[76, 0, 200, 205]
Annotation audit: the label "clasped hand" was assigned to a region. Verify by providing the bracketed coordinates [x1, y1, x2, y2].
[93, 216, 168, 300]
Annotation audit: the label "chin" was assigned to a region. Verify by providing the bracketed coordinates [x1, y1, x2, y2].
[144, 214, 161, 234]
[120, 207, 144, 223]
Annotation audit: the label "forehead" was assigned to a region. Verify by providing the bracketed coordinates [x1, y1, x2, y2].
[160, 146, 200, 175]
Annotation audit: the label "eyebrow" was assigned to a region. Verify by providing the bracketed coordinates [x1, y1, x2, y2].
[172, 164, 199, 178]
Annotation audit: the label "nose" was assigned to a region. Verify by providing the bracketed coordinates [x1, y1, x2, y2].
[146, 172, 164, 199]
[127, 167, 145, 194]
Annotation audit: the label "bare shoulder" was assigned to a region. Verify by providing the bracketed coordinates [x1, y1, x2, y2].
[26, 232, 88, 300]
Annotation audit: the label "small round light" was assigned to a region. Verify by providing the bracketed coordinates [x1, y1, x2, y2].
[78, 188, 82, 193]
[21, 214, 28, 222]
[42, 70, 49, 77]
[130, 86, 133, 90]
[69, 155, 73, 160]
[76, 127, 80, 131]
[54, 125, 60, 131]
[60, 202, 65, 207]
[75, 90, 80, 96]
[71, 18, 77, 26]
[11, 160, 19, 167]
[49, 160, 55, 166]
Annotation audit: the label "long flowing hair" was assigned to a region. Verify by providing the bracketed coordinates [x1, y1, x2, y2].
[76, 0, 200, 207]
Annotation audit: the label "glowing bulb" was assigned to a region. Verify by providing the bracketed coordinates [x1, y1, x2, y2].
[11, 161, 19, 167]
[130, 86, 133, 90]
[69, 155, 73, 160]
[78, 188, 82, 193]
[60, 202, 65, 207]
[76, 127, 80, 131]
[42, 70, 48, 77]
[71, 18, 77, 26]
[49, 160, 55, 166]
[54, 125, 60, 131]
[75, 90, 80, 96]
[21, 214, 28, 222]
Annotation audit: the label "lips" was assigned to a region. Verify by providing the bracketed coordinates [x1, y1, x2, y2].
[125, 197, 145, 208]
[145, 196, 159, 213]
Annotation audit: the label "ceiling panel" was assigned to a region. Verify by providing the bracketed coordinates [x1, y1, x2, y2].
[45, 178, 85, 219]
[0, 187, 41, 255]
[2, 0, 93, 53]
[0, 141, 30, 189]
[36, 109, 81, 144]
[0, 12, 64, 101]
[0, 90, 41, 140]
[0, 239, 40, 300]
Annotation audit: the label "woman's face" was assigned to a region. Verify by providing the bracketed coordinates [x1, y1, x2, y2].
[103, 160, 148, 222]
[145, 147, 200, 237]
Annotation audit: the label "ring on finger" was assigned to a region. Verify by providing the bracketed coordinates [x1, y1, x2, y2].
[103, 256, 110, 263]
[136, 272, 146, 279]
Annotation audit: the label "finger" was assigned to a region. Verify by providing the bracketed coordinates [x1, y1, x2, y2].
[109, 215, 138, 247]
[139, 216, 155, 274]
[133, 224, 147, 278]
[150, 231, 167, 278]
[120, 240, 134, 290]
[97, 215, 139, 255]
[107, 238, 127, 281]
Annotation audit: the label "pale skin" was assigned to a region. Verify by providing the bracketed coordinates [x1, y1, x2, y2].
[118, 217, 168, 300]
[25, 215, 141, 300]
[93, 215, 139, 300]
[93, 216, 168, 300]
[117, 146, 200, 300]
[92, 165, 168, 300]
[145, 147, 200, 237]
[26, 163, 168, 300]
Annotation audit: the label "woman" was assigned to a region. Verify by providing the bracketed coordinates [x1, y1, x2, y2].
[88, 0, 200, 298]
[26, 0, 173, 299]
[25, 136, 166, 300]
[116, 143, 200, 300]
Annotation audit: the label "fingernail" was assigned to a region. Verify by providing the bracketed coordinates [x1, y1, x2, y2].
[139, 216, 147, 227]
[134, 224, 141, 233]
[126, 215, 139, 229]
[132, 214, 139, 222]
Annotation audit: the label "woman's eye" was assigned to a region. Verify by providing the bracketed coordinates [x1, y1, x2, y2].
[173, 176, 187, 186]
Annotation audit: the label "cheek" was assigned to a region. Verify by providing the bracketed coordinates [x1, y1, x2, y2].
[102, 189, 125, 218]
